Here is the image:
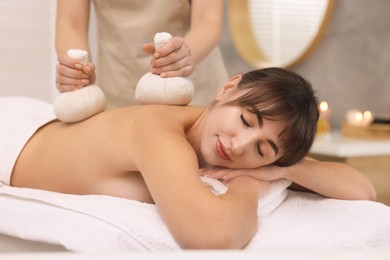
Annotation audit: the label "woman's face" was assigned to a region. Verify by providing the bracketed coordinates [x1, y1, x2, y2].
[199, 104, 286, 169]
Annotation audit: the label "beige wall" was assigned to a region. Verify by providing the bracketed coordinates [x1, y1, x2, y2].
[220, 0, 390, 128]
[0, 0, 97, 103]
[0, 0, 56, 102]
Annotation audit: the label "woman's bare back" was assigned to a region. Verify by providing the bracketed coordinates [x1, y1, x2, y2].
[11, 105, 204, 203]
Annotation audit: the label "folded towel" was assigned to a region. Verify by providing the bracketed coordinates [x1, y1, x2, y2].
[201, 176, 291, 217]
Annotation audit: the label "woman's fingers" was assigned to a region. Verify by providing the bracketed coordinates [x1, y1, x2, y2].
[199, 167, 233, 180]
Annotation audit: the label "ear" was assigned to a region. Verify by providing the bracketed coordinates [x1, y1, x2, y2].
[216, 74, 243, 101]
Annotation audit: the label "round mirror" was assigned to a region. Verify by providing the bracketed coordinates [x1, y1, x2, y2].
[228, 0, 334, 68]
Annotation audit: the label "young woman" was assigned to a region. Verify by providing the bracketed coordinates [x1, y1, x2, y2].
[1, 68, 375, 249]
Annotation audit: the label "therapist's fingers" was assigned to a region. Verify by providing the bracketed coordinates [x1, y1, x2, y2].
[157, 65, 194, 78]
[56, 72, 89, 92]
[152, 50, 189, 68]
[56, 54, 97, 92]
[151, 54, 194, 77]
[154, 37, 185, 57]
[153, 38, 191, 65]
[57, 54, 84, 70]
[56, 63, 89, 80]
[82, 62, 96, 85]
[56, 64, 89, 92]
[57, 54, 96, 79]
[143, 43, 155, 54]
[152, 53, 194, 77]
[146, 36, 195, 77]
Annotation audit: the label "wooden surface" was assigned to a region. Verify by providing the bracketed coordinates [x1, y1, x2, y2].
[347, 156, 390, 206]
[342, 123, 390, 140]
[311, 154, 390, 206]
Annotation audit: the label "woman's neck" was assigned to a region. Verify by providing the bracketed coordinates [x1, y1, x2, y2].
[185, 107, 209, 167]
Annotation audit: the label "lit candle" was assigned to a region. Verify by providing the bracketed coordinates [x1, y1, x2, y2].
[319, 101, 330, 119]
[346, 109, 374, 126]
[363, 110, 373, 125]
[317, 101, 331, 134]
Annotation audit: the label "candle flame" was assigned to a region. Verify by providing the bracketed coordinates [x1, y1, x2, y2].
[319, 101, 328, 112]
[363, 110, 372, 120]
[355, 112, 363, 122]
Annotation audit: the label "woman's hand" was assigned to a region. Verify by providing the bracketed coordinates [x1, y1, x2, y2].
[56, 54, 96, 92]
[223, 175, 271, 198]
[143, 36, 195, 78]
[199, 165, 287, 183]
[200, 168, 271, 198]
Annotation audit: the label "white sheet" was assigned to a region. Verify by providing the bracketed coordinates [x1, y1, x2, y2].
[0, 178, 289, 252]
[1, 180, 389, 252]
[0, 233, 66, 253]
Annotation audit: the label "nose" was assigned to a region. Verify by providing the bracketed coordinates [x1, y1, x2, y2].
[229, 132, 257, 155]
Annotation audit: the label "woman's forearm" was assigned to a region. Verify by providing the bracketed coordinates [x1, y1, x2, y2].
[285, 158, 377, 201]
[174, 176, 264, 249]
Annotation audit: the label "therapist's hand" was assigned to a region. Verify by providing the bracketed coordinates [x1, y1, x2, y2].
[143, 36, 195, 78]
[56, 54, 96, 92]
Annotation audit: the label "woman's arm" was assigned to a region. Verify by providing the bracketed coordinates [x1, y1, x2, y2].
[200, 157, 377, 201]
[55, 0, 95, 91]
[285, 157, 377, 201]
[131, 119, 264, 249]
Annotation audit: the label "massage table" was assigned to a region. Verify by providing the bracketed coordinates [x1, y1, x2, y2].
[1, 179, 389, 253]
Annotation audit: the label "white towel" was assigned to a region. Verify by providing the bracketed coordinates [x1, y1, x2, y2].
[1, 180, 390, 251]
[200, 176, 291, 217]
[0, 97, 56, 185]
[0, 179, 289, 251]
[247, 191, 390, 250]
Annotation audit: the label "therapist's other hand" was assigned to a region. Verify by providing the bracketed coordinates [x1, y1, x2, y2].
[143, 36, 195, 78]
[56, 54, 96, 92]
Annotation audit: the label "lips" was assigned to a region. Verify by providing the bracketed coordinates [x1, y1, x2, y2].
[216, 137, 231, 161]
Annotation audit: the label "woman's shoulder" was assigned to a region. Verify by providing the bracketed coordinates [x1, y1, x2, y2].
[119, 105, 205, 125]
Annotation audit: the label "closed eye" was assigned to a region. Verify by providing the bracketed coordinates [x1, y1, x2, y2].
[241, 114, 264, 158]
[257, 143, 264, 158]
[240, 114, 250, 127]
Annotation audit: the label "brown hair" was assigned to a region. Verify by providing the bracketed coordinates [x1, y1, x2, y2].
[225, 67, 319, 166]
